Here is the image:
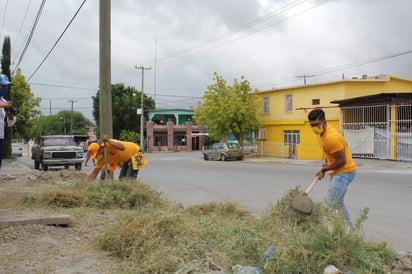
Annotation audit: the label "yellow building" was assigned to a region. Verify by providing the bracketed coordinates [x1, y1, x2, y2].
[255, 75, 412, 161]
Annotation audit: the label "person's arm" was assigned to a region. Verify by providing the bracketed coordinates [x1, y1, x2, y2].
[316, 148, 346, 179]
[86, 167, 101, 181]
[6, 112, 16, 126]
[101, 135, 125, 151]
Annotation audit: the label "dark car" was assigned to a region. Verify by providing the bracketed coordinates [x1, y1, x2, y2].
[202, 141, 244, 161]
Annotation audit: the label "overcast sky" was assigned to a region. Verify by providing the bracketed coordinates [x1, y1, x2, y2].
[1, 0, 412, 123]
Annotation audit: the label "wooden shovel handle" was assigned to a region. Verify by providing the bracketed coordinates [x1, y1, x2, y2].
[103, 141, 108, 178]
[304, 176, 320, 195]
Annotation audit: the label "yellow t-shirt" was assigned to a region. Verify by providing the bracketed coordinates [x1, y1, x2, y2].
[95, 140, 140, 171]
[319, 125, 356, 176]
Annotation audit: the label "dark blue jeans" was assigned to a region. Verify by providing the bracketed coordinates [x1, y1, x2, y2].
[0, 138, 5, 163]
[119, 160, 139, 179]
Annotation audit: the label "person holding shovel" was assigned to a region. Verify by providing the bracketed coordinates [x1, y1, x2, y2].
[308, 109, 357, 230]
[86, 134, 147, 181]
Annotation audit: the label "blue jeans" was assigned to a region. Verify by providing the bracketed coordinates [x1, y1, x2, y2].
[327, 170, 356, 230]
[119, 160, 139, 180]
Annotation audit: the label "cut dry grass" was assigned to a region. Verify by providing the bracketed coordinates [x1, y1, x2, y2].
[20, 179, 397, 273]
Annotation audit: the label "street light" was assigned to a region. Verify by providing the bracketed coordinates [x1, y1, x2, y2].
[60, 115, 67, 135]
[135, 65, 151, 150]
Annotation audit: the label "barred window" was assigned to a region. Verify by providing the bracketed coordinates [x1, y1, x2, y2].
[285, 94, 293, 112]
[312, 98, 320, 105]
[263, 96, 270, 114]
[284, 130, 300, 144]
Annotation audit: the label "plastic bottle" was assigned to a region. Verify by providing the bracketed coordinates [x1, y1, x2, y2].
[260, 245, 275, 264]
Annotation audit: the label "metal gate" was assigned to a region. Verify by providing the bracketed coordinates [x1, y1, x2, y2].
[341, 104, 412, 161]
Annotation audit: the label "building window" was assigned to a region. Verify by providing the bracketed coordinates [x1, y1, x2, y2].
[263, 96, 270, 114]
[154, 135, 167, 146]
[174, 134, 185, 146]
[258, 128, 267, 140]
[285, 94, 293, 112]
[284, 130, 300, 144]
[312, 99, 320, 105]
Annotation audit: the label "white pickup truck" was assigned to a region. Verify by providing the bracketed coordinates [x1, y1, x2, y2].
[31, 135, 84, 171]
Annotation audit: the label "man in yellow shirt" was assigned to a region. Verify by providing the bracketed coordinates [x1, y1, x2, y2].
[308, 109, 357, 230]
[86, 135, 147, 181]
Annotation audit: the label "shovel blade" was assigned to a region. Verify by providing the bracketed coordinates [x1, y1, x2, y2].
[291, 194, 313, 214]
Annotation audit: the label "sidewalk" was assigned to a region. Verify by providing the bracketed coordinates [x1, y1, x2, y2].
[1, 158, 32, 176]
[244, 155, 412, 169]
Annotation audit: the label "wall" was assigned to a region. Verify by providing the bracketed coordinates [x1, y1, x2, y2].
[255, 75, 412, 159]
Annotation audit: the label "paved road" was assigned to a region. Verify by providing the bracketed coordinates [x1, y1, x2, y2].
[14, 149, 412, 252]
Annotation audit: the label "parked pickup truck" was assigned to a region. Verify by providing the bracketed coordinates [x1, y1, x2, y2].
[31, 135, 84, 171]
[202, 141, 244, 161]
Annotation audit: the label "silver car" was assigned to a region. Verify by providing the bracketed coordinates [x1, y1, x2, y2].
[202, 142, 244, 161]
[12, 143, 23, 157]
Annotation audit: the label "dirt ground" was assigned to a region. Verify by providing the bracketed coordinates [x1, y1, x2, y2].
[0, 164, 411, 274]
[0, 168, 121, 274]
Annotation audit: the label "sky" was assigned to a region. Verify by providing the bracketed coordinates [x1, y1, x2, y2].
[1, 0, 412, 123]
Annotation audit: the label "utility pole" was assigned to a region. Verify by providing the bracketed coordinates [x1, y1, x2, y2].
[154, 40, 157, 106]
[295, 74, 315, 85]
[135, 65, 151, 150]
[68, 99, 77, 133]
[99, 0, 113, 138]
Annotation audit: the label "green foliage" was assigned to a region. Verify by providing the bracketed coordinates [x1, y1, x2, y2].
[30, 110, 92, 140]
[92, 83, 155, 139]
[119, 130, 140, 143]
[193, 73, 260, 143]
[1, 36, 11, 78]
[21, 181, 397, 273]
[2, 36, 13, 157]
[9, 69, 42, 140]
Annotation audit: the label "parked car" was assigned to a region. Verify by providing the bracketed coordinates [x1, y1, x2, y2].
[12, 143, 23, 157]
[242, 140, 257, 154]
[31, 135, 84, 171]
[202, 141, 244, 161]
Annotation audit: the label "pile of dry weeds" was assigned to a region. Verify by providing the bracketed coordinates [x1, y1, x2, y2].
[20, 179, 403, 273]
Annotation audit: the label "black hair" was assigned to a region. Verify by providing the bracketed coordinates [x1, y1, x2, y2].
[308, 109, 325, 121]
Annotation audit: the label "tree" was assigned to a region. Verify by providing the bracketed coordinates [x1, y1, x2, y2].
[92, 83, 155, 139]
[2, 36, 12, 156]
[1, 36, 11, 78]
[9, 69, 42, 140]
[119, 130, 139, 143]
[193, 72, 260, 144]
[30, 110, 92, 140]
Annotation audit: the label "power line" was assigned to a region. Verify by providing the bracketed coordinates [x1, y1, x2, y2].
[156, 0, 329, 66]
[30, 82, 97, 91]
[26, 0, 87, 81]
[12, 0, 46, 75]
[252, 49, 412, 90]
[0, 0, 9, 41]
[11, 0, 34, 63]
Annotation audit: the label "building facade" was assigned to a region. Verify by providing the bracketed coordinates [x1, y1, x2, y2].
[145, 109, 206, 152]
[255, 75, 412, 161]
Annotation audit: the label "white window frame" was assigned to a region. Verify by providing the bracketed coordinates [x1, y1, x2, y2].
[263, 96, 270, 114]
[285, 94, 293, 112]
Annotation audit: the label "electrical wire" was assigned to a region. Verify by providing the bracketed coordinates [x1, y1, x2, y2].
[27, 0, 87, 81]
[0, 0, 9, 41]
[12, 0, 46, 75]
[252, 49, 412, 90]
[11, 0, 34, 64]
[156, 0, 329, 66]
